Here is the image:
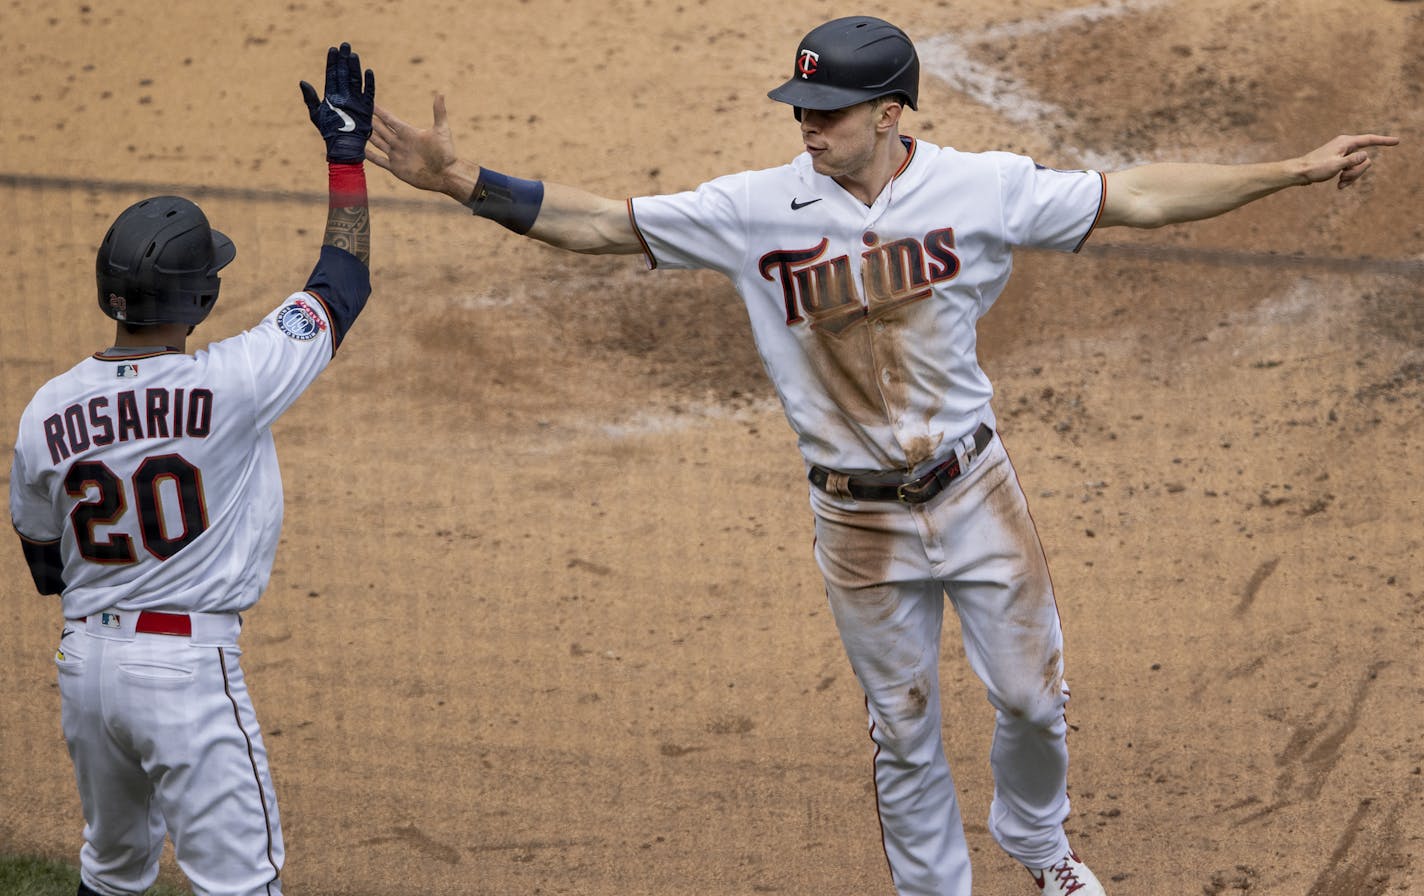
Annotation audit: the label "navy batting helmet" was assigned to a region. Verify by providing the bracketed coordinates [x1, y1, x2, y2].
[96, 196, 235, 326]
[768, 16, 919, 116]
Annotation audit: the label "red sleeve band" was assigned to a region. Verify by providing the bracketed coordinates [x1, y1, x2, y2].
[328, 162, 368, 208]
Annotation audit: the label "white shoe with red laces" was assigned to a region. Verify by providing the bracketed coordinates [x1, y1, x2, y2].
[1029, 849, 1107, 896]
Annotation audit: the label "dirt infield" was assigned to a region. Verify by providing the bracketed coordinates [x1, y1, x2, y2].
[2, 2, 1421, 894]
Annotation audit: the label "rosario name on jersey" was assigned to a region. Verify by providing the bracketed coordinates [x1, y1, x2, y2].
[11, 275, 357, 619]
[629, 137, 1105, 474]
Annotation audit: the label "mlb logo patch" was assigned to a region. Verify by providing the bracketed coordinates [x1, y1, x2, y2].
[99, 612, 122, 629]
[117, 364, 139, 378]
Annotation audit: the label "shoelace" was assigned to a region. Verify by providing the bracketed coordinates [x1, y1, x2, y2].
[1048, 855, 1087, 894]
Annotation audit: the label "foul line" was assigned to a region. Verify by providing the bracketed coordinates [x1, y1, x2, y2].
[3, 171, 1420, 276]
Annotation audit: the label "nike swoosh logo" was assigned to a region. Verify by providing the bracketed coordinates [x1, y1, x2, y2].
[325, 100, 356, 132]
[790, 197, 822, 210]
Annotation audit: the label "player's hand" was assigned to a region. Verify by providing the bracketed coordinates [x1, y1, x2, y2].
[1295, 134, 1399, 189]
[368, 94, 461, 194]
[300, 42, 376, 163]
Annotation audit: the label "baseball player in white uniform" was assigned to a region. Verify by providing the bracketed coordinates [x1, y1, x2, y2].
[9, 43, 375, 896]
[364, 16, 1396, 896]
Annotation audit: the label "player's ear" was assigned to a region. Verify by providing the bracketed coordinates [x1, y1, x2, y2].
[875, 97, 903, 131]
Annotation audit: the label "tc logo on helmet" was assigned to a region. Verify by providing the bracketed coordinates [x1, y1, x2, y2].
[797, 49, 820, 78]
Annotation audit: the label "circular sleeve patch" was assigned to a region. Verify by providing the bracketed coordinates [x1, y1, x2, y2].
[276, 298, 328, 341]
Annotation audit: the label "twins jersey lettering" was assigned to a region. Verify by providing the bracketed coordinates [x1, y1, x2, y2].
[630, 137, 1104, 473]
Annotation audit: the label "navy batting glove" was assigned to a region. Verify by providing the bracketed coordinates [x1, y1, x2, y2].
[299, 42, 375, 163]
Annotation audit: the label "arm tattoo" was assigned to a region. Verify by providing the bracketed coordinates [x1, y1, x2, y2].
[324, 205, 370, 264]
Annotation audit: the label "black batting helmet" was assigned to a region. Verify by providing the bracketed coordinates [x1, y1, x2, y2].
[96, 195, 235, 326]
[768, 16, 919, 116]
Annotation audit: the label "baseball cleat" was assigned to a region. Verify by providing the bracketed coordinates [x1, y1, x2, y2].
[1028, 849, 1107, 896]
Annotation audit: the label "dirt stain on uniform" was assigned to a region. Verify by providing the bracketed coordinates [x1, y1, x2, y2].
[806, 324, 888, 429]
[907, 679, 930, 717]
[1042, 649, 1063, 695]
[982, 452, 1056, 609]
[816, 503, 902, 597]
[902, 432, 945, 470]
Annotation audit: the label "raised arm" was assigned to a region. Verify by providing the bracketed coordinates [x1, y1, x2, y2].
[1099, 133, 1399, 229]
[300, 42, 375, 263]
[368, 94, 641, 255]
[298, 42, 376, 350]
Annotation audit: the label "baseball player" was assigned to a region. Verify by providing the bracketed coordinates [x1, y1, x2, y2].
[9, 43, 375, 896]
[365, 16, 1396, 896]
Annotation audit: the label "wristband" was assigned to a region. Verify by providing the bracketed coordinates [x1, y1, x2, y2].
[464, 167, 544, 234]
[328, 162, 367, 208]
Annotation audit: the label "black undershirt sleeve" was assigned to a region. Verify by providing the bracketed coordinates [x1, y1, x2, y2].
[17, 535, 65, 595]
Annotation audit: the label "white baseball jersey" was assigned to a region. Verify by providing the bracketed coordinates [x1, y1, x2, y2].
[11, 290, 344, 620]
[630, 137, 1104, 473]
[630, 136, 1107, 894]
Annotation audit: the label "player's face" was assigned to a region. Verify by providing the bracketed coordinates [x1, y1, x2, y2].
[799, 100, 885, 179]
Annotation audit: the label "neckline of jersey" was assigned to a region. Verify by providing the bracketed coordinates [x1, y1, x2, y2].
[893, 135, 918, 182]
[93, 347, 184, 361]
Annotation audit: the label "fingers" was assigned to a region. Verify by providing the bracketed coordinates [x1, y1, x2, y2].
[1313, 133, 1396, 189]
[345, 43, 361, 91]
[369, 114, 393, 151]
[372, 104, 395, 128]
[1338, 136, 1396, 165]
[365, 145, 391, 172]
[324, 44, 342, 94]
[1349, 133, 1400, 149]
[1338, 135, 1395, 187]
[371, 103, 404, 142]
[299, 80, 319, 114]
[1338, 156, 1372, 189]
[369, 98, 439, 135]
[368, 103, 410, 165]
[373, 102, 411, 128]
[365, 94, 454, 179]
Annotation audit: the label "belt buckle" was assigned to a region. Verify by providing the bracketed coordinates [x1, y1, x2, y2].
[898, 455, 961, 504]
[897, 475, 931, 504]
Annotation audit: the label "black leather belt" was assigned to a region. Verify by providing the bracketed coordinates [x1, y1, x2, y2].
[808, 424, 995, 505]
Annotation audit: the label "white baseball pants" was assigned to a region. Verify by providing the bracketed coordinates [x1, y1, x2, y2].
[810, 434, 1073, 896]
[54, 614, 283, 896]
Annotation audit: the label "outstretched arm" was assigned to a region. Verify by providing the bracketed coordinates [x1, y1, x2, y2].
[1099, 133, 1399, 229]
[367, 94, 641, 255]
